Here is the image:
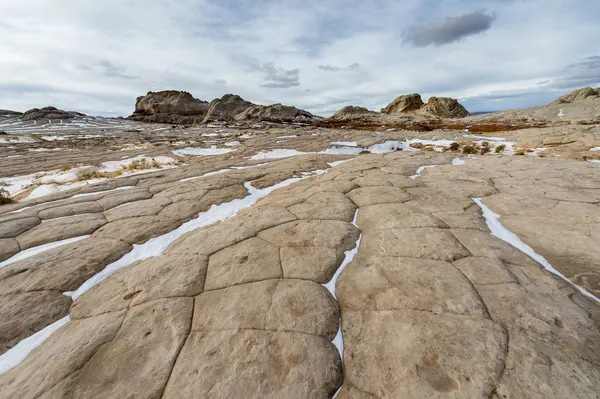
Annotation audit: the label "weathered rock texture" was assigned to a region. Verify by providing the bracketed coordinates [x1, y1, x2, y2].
[331, 106, 377, 120]
[0, 129, 599, 398]
[129, 90, 210, 124]
[235, 103, 316, 123]
[381, 93, 425, 114]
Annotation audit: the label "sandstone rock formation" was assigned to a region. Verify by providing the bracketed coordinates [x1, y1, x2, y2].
[21, 106, 85, 121]
[551, 87, 600, 104]
[129, 91, 209, 124]
[381, 93, 425, 114]
[331, 106, 377, 120]
[235, 103, 316, 123]
[422, 96, 469, 118]
[202, 94, 255, 122]
[381, 93, 469, 118]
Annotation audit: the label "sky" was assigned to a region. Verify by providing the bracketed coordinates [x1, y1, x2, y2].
[1, 0, 599, 117]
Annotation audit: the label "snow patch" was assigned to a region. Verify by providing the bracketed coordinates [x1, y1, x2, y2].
[331, 141, 357, 147]
[409, 165, 438, 180]
[463, 134, 506, 141]
[172, 146, 236, 157]
[452, 158, 465, 165]
[473, 198, 598, 303]
[276, 135, 297, 139]
[589, 147, 600, 152]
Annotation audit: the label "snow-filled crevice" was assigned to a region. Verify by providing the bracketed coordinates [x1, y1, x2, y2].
[323, 210, 362, 399]
[409, 165, 438, 180]
[0, 168, 329, 375]
[323, 210, 362, 359]
[473, 198, 598, 303]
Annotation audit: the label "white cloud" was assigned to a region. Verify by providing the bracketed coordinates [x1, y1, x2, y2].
[0, 0, 599, 116]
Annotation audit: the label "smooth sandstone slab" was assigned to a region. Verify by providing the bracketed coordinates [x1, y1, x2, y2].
[163, 329, 342, 399]
[38, 202, 103, 221]
[16, 213, 107, 250]
[97, 188, 153, 210]
[93, 215, 181, 245]
[205, 237, 281, 290]
[347, 186, 411, 207]
[0, 216, 41, 238]
[337, 255, 488, 317]
[0, 237, 132, 294]
[357, 203, 447, 232]
[258, 220, 360, 250]
[341, 310, 507, 398]
[71, 255, 207, 319]
[280, 246, 341, 283]
[0, 291, 72, 356]
[453, 256, 517, 285]
[288, 191, 357, 222]
[0, 238, 19, 262]
[194, 279, 338, 339]
[166, 206, 297, 256]
[360, 228, 470, 262]
[103, 196, 172, 221]
[69, 298, 193, 399]
[0, 311, 126, 399]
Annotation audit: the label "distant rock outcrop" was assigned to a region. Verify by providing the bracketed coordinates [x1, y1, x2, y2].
[551, 87, 600, 104]
[202, 94, 254, 123]
[381, 94, 424, 114]
[129, 91, 317, 124]
[235, 103, 316, 123]
[331, 106, 377, 120]
[422, 97, 469, 118]
[129, 91, 209, 124]
[0, 110, 22, 118]
[21, 106, 85, 121]
[381, 93, 469, 118]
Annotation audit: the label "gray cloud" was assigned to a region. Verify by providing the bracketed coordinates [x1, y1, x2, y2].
[318, 63, 360, 72]
[545, 55, 600, 89]
[79, 60, 137, 80]
[404, 11, 496, 47]
[258, 62, 300, 89]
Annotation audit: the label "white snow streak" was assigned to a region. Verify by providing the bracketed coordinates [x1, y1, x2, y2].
[409, 165, 438, 180]
[473, 198, 598, 303]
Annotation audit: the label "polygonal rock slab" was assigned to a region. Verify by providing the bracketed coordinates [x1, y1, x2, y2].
[104, 196, 172, 221]
[38, 202, 104, 221]
[453, 256, 517, 285]
[341, 310, 507, 398]
[337, 255, 488, 317]
[348, 186, 412, 207]
[280, 246, 341, 283]
[0, 238, 19, 262]
[205, 237, 281, 290]
[68, 298, 193, 399]
[97, 188, 153, 210]
[0, 311, 126, 399]
[0, 291, 72, 355]
[451, 229, 538, 267]
[92, 215, 181, 245]
[288, 192, 357, 222]
[70, 255, 207, 319]
[357, 203, 447, 232]
[360, 228, 470, 262]
[163, 329, 342, 399]
[0, 238, 132, 294]
[16, 213, 107, 250]
[166, 206, 297, 256]
[194, 279, 339, 339]
[258, 220, 360, 250]
[0, 216, 41, 239]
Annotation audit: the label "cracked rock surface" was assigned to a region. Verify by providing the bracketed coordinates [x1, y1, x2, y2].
[0, 133, 599, 398]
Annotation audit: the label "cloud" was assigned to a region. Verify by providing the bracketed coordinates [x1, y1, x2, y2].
[404, 11, 496, 47]
[257, 62, 300, 89]
[544, 55, 600, 89]
[318, 63, 360, 72]
[79, 60, 137, 80]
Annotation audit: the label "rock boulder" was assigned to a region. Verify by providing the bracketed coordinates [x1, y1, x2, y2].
[202, 94, 254, 122]
[381, 93, 424, 114]
[331, 105, 377, 120]
[128, 91, 209, 124]
[422, 96, 469, 118]
[235, 103, 316, 123]
[551, 87, 600, 104]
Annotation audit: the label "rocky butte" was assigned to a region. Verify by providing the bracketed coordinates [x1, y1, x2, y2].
[0, 87, 599, 398]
